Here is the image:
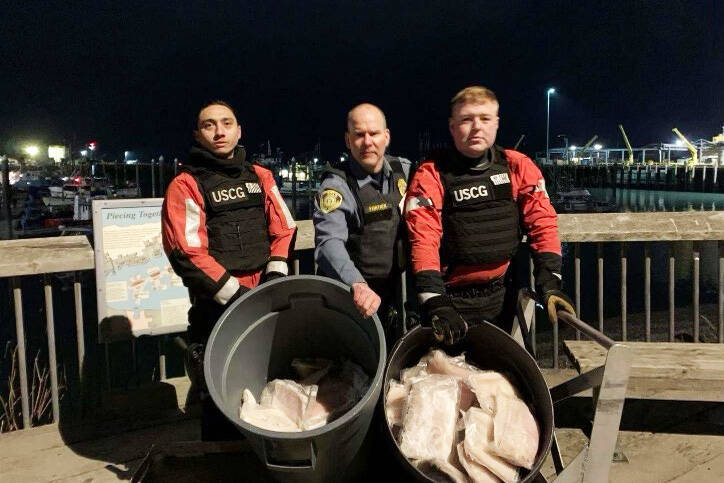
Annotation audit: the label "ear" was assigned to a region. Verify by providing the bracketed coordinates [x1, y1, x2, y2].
[344, 132, 351, 150]
[193, 129, 202, 144]
[448, 117, 455, 138]
[384, 128, 391, 149]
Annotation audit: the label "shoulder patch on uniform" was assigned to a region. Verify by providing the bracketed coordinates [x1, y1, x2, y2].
[319, 189, 343, 214]
[397, 178, 407, 196]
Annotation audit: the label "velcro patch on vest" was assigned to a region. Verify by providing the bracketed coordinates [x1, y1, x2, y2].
[209, 185, 248, 206]
[245, 182, 262, 194]
[450, 182, 494, 206]
[489, 173, 511, 185]
[364, 201, 392, 222]
[319, 189, 343, 214]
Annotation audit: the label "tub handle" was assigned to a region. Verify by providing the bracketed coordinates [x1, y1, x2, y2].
[263, 439, 317, 472]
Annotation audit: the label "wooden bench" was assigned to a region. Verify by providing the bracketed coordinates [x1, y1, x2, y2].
[564, 340, 724, 402]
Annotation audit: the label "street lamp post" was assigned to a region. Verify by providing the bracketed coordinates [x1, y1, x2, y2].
[546, 88, 555, 164]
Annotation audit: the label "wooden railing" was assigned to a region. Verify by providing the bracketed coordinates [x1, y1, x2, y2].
[2, 212, 724, 430]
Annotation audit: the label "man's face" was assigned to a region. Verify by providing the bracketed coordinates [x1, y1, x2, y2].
[345, 106, 390, 174]
[194, 104, 241, 158]
[449, 100, 499, 158]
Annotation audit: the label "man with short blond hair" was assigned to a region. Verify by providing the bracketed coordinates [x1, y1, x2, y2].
[314, 103, 410, 344]
[404, 86, 574, 345]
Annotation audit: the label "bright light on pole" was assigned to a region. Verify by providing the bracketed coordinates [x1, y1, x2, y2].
[675, 139, 684, 147]
[24, 145, 39, 157]
[546, 88, 556, 164]
[594, 143, 603, 150]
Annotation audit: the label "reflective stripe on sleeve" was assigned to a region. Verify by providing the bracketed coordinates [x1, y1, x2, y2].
[405, 196, 433, 213]
[185, 198, 202, 248]
[266, 260, 289, 275]
[271, 185, 297, 228]
[213, 276, 240, 305]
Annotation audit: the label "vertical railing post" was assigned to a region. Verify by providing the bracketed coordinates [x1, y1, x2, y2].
[620, 243, 627, 341]
[43, 274, 60, 423]
[597, 243, 604, 333]
[12, 277, 31, 429]
[159, 336, 167, 381]
[574, 243, 581, 340]
[644, 244, 651, 341]
[73, 272, 85, 382]
[669, 243, 676, 341]
[693, 242, 700, 342]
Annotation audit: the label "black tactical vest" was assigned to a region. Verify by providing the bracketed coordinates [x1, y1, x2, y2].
[437, 147, 520, 268]
[322, 158, 407, 280]
[185, 163, 271, 272]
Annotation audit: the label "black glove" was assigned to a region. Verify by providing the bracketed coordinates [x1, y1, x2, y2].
[226, 285, 250, 306]
[542, 289, 576, 324]
[422, 295, 468, 345]
[262, 271, 285, 283]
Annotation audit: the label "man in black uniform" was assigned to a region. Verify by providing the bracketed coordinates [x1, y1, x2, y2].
[313, 103, 410, 345]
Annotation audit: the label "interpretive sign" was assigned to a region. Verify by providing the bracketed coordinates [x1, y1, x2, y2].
[92, 198, 190, 342]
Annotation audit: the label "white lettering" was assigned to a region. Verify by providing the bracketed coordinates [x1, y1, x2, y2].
[453, 184, 488, 202]
[228, 188, 237, 200]
[236, 187, 245, 198]
[211, 191, 222, 203]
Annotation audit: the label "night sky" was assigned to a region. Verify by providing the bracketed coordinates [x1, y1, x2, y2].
[2, 0, 722, 161]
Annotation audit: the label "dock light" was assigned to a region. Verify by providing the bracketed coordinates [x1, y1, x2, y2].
[24, 145, 39, 157]
[313, 157, 319, 163]
[570, 145, 577, 151]
[81, 150, 88, 156]
[88, 142, 97, 151]
[280, 169, 289, 178]
[340, 156, 345, 162]
[594, 143, 603, 150]
[547, 88, 556, 94]
[675, 140, 684, 147]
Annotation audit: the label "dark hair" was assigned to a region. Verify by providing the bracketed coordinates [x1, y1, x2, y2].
[194, 100, 237, 129]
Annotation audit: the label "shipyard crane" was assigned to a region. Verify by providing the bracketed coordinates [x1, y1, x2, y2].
[618, 125, 634, 165]
[577, 135, 599, 162]
[672, 127, 698, 167]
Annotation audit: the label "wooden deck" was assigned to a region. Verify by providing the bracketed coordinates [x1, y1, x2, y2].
[1, 370, 723, 482]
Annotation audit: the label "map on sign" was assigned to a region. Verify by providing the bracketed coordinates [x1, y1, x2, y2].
[92, 199, 190, 342]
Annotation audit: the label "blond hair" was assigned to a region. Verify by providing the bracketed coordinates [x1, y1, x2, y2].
[449, 86, 498, 117]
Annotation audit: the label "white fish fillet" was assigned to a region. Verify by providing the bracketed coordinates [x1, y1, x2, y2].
[260, 379, 315, 427]
[413, 458, 470, 483]
[456, 442, 500, 483]
[491, 395, 540, 469]
[426, 349, 482, 411]
[399, 374, 460, 461]
[385, 380, 408, 427]
[240, 389, 299, 432]
[463, 408, 519, 483]
[465, 372, 519, 414]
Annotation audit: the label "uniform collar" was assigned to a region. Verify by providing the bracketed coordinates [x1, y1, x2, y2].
[348, 156, 391, 188]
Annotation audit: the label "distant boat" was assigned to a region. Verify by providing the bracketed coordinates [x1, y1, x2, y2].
[553, 188, 617, 213]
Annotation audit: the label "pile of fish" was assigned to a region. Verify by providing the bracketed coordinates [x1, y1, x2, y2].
[240, 358, 369, 432]
[385, 349, 540, 483]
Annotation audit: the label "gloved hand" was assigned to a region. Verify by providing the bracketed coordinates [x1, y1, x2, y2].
[422, 295, 468, 345]
[543, 289, 576, 324]
[226, 285, 250, 306]
[262, 271, 285, 283]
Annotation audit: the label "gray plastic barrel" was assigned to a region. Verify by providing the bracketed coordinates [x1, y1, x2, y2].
[383, 324, 554, 482]
[204, 275, 387, 482]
